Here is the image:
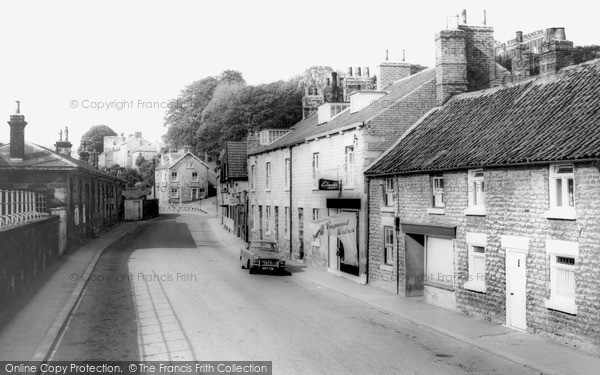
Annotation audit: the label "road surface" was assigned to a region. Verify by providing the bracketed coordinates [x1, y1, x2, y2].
[51, 213, 535, 374]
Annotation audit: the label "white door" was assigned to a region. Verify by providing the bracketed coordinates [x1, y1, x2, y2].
[506, 249, 527, 330]
[328, 236, 338, 270]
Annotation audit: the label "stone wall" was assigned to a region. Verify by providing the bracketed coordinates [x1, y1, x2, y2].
[0, 216, 59, 309]
[368, 162, 600, 351]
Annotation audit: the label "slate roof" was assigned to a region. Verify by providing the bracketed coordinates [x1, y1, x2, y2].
[248, 68, 436, 156]
[366, 59, 600, 176]
[0, 142, 122, 180]
[223, 142, 247, 179]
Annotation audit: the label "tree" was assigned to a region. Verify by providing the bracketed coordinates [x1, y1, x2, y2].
[573, 45, 600, 64]
[163, 70, 246, 151]
[196, 79, 303, 160]
[135, 155, 159, 189]
[79, 125, 117, 153]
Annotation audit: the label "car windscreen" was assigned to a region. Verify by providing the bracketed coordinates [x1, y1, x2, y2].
[249, 242, 278, 252]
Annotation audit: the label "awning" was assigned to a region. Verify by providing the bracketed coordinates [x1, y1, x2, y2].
[307, 212, 358, 266]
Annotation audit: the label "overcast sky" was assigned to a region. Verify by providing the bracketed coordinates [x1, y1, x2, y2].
[0, 0, 596, 151]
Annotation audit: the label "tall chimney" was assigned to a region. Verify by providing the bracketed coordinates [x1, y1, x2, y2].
[377, 61, 411, 90]
[55, 126, 73, 157]
[435, 29, 467, 105]
[8, 101, 27, 161]
[539, 27, 574, 77]
[512, 31, 531, 81]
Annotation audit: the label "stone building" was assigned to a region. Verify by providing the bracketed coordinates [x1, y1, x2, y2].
[365, 30, 600, 351]
[155, 151, 212, 205]
[247, 60, 437, 283]
[0, 106, 123, 253]
[217, 142, 248, 240]
[98, 131, 157, 169]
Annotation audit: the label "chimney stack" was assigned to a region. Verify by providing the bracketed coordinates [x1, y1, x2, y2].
[539, 27, 574, 77]
[8, 101, 27, 161]
[79, 141, 90, 163]
[377, 60, 411, 90]
[512, 31, 531, 80]
[435, 13, 495, 105]
[55, 126, 73, 157]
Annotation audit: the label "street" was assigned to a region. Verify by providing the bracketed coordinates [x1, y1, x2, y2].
[51, 214, 535, 374]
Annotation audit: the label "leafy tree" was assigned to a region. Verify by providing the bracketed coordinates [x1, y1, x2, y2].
[573, 45, 600, 64]
[135, 155, 159, 189]
[79, 125, 117, 153]
[196, 79, 303, 160]
[163, 70, 246, 151]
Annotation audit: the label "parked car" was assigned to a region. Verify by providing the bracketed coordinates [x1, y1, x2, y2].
[240, 240, 286, 274]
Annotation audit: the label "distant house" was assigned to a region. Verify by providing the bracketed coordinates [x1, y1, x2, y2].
[155, 151, 215, 205]
[0, 108, 123, 253]
[365, 39, 600, 351]
[217, 142, 248, 240]
[98, 132, 157, 169]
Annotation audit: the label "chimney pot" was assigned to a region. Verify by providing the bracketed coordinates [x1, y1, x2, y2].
[461, 9, 467, 24]
[554, 27, 566, 41]
[516, 31, 523, 43]
[347, 67, 353, 77]
[7, 102, 27, 160]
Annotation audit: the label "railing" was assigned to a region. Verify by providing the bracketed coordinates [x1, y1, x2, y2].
[0, 189, 48, 229]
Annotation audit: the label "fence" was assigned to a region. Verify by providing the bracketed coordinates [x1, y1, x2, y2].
[0, 189, 48, 229]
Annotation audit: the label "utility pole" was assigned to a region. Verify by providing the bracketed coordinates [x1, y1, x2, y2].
[152, 157, 156, 200]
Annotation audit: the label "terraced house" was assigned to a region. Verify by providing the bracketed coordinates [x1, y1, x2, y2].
[247, 60, 437, 283]
[366, 27, 600, 351]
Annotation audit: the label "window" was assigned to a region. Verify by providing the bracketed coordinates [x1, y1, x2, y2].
[284, 207, 289, 238]
[466, 169, 485, 215]
[312, 208, 319, 221]
[464, 233, 487, 293]
[251, 165, 256, 191]
[274, 206, 279, 241]
[171, 172, 178, 182]
[265, 206, 271, 234]
[186, 162, 193, 168]
[312, 153, 319, 189]
[345, 146, 355, 188]
[251, 205, 257, 232]
[547, 164, 576, 219]
[432, 176, 444, 208]
[545, 239, 578, 314]
[266, 162, 271, 191]
[425, 237, 454, 288]
[284, 158, 290, 190]
[82, 204, 86, 224]
[259, 205, 263, 239]
[170, 188, 178, 198]
[384, 178, 394, 207]
[384, 226, 394, 265]
[192, 172, 198, 182]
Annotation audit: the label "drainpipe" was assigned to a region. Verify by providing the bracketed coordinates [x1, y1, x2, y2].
[365, 177, 370, 284]
[289, 145, 293, 259]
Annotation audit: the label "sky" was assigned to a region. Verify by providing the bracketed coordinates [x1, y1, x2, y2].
[0, 0, 596, 151]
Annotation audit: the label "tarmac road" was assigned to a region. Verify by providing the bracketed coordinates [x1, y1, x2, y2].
[51, 213, 536, 374]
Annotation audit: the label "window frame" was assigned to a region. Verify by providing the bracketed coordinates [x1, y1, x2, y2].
[171, 171, 178, 182]
[284, 158, 290, 190]
[384, 178, 394, 207]
[465, 169, 486, 216]
[544, 239, 578, 314]
[546, 164, 576, 220]
[191, 171, 198, 182]
[384, 226, 394, 265]
[432, 175, 445, 208]
[312, 153, 320, 189]
[265, 162, 271, 191]
[265, 205, 271, 234]
[284, 206, 290, 239]
[250, 164, 256, 192]
[464, 232, 487, 293]
[345, 146, 355, 189]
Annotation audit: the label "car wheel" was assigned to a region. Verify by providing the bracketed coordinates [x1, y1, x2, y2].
[248, 261, 255, 274]
[240, 256, 245, 269]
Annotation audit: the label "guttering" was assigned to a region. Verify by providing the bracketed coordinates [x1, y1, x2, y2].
[365, 157, 600, 179]
[305, 121, 364, 142]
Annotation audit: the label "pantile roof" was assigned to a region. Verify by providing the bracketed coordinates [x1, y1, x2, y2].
[366, 59, 600, 176]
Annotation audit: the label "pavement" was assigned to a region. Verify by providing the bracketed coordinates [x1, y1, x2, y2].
[0, 220, 142, 361]
[2, 195, 599, 374]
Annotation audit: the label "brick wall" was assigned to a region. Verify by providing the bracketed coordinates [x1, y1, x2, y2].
[368, 162, 600, 351]
[364, 78, 436, 167]
[0, 216, 59, 309]
[377, 62, 411, 90]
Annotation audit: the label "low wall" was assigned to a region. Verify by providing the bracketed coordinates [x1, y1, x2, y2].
[0, 216, 59, 308]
